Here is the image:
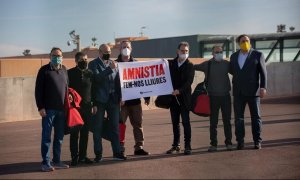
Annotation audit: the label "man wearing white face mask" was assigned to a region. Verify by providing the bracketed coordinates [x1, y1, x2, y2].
[194, 45, 232, 152]
[116, 40, 150, 156]
[166, 42, 194, 155]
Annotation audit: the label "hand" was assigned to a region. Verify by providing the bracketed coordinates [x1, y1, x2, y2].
[109, 61, 116, 69]
[69, 94, 73, 102]
[144, 99, 150, 106]
[260, 88, 267, 98]
[92, 106, 97, 115]
[172, 89, 180, 96]
[120, 101, 125, 106]
[39, 108, 46, 117]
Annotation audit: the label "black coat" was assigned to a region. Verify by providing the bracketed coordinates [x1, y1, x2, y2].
[168, 57, 195, 110]
[229, 49, 267, 97]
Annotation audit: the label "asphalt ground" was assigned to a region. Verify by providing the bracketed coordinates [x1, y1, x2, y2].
[0, 96, 299, 179]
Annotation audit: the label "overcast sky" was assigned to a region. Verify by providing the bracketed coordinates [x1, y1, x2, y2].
[0, 0, 299, 57]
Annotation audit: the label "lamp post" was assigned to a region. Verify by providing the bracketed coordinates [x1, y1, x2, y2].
[140, 26, 146, 37]
[68, 30, 81, 52]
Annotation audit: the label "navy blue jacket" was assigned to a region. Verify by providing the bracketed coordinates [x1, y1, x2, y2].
[229, 49, 267, 96]
[35, 63, 68, 111]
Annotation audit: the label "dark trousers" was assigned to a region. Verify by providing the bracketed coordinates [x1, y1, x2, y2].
[169, 99, 191, 148]
[70, 106, 91, 159]
[233, 95, 262, 144]
[209, 95, 232, 146]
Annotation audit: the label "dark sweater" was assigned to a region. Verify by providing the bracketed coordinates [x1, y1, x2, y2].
[35, 63, 68, 111]
[68, 67, 93, 107]
[115, 54, 150, 106]
[194, 59, 231, 96]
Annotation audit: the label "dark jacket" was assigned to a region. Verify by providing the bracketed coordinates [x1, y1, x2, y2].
[229, 49, 267, 96]
[115, 54, 150, 106]
[168, 57, 195, 110]
[88, 57, 121, 105]
[68, 67, 93, 107]
[194, 59, 231, 96]
[35, 63, 68, 111]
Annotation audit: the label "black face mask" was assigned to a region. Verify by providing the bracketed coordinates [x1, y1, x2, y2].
[77, 60, 88, 70]
[102, 53, 110, 60]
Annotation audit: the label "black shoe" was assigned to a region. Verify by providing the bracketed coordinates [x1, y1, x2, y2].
[94, 155, 103, 163]
[166, 146, 180, 154]
[184, 146, 192, 155]
[113, 153, 127, 161]
[71, 157, 78, 166]
[254, 142, 262, 150]
[237, 143, 245, 150]
[78, 157, 93, 164]
[134, 149, 150, 155]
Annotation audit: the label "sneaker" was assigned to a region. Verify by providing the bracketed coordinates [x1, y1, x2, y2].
[78, 157, 93, 164]
[134, 149, 150, 156]
[226, 145, 233, 151]
[208, 146, 217, 152]
[184, 146, 192, 155]
[254, 142, 262, 150]
[52, 162, 69, 169]
[113, 153, 127, 161]
[94, 155, 103, 163]
[237, 143, 244, 150]
[166, 146, 180, 154]
[41, 164, 54, 172]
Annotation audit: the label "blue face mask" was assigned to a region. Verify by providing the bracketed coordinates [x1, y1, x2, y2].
[51, 56, 62, 65]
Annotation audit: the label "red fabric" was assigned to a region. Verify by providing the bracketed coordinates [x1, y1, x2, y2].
[65, 87, 84, 127]
[119, 123, 126, 143]
[194, 94, 210, 116]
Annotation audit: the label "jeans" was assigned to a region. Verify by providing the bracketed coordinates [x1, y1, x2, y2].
[93, 99, 121, 156]
[209, 95, 232, 146]
[41, 109, 65, 165]
[234, 95, 262, 144]
[169, 100, 191, 148]
[120, 104, 144, 150]
[70, 106, 91, 159]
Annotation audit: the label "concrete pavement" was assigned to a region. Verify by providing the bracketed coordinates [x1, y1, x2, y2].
[0, 96, 299, 179]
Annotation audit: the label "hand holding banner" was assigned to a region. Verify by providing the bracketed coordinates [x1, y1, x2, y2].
[118, 59, 173, 101]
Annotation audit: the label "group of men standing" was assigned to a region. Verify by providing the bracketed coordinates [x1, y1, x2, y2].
[35, 34, 267, 172]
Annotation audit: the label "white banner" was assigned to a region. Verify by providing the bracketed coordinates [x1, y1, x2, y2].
[117, 59, 173, 101]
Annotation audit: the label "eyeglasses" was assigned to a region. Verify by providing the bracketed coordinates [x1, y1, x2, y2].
[52, 55, 63, 58]
[214, 51, 223, 54]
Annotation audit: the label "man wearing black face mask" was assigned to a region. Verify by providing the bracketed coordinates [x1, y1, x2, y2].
[68, 52, 94, 166]
[89, 44, 126, 161]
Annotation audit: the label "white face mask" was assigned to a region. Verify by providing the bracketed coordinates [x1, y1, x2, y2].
[121, 48, 131, 56]
[179, 53, 189, 61]
[214, 53, 223, 61]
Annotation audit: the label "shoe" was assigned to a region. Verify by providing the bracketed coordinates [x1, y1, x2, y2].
[41, 164, 54, 172]
[166, 146, 180, 154]
[94, 155, 103, 163]
[134, 149, 150, 155]
[237, 143, 245, 150]
[184, 146, 192, 155]
[226, 145, 233, 151]
[113, 153, 127, 161]
[71, 157, 78, 166]
[208, 146, 217, 152]
[78, 157, 93, 164]
[254, 143, 262, 149]
[52, 162, 69, 169]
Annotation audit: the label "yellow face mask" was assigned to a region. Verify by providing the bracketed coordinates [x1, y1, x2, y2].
[240, 42, 251, 52]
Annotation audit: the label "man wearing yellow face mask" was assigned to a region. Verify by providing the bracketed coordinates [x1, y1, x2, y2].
[229, 34, 267, 150]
